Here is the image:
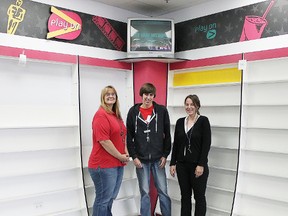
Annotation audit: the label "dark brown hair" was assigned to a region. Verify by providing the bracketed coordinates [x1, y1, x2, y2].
[184, 94, 201, 114]
[139, 83, 156, 97]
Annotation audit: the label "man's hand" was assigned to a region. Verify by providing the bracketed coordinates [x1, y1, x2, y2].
[159, 157, 166, 169]
[133, 158, 142, 168]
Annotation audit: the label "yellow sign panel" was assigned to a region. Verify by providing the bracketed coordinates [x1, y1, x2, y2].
[173, 68, 241, 87]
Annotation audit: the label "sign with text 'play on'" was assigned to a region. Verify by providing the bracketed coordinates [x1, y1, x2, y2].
[47, 6, 82, 40]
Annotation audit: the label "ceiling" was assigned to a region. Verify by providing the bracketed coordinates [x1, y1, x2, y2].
[90, 0, 213, 17]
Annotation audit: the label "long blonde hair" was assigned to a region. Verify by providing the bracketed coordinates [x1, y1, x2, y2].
[100, 85, 122, 119]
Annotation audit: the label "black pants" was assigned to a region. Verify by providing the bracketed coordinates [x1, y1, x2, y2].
[176, 162, 209, 216]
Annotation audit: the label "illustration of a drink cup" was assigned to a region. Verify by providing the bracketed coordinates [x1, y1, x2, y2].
[240, 0, 275, 41]
[240, 16, 267, 41]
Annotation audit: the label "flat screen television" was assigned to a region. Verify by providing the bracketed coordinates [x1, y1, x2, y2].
[127, 18, 175, 59]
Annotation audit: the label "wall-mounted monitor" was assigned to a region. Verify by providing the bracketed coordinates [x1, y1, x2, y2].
[127, 18, 175, 59]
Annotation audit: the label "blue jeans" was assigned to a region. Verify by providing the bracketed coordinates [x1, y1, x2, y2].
[136, 160, 171, 216]
[89, 166, 124, 216]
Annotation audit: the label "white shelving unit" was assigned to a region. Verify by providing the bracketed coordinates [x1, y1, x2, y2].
[0, 56, 87, 215]
[3, 47, 287, 215]
[167, 64, 241, 215]
[78, 64, 138, 216]
[233, 57, 288, 216]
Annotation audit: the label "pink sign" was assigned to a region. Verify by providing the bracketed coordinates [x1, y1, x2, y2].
[240, 15, 267, 41]
[48, 9, 82, 40]
[240, 0, 275, 42]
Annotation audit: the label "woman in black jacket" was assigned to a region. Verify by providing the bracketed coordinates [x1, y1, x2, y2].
[170, 94, 211, 216]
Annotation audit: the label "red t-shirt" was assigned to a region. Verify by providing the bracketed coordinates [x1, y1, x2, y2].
[88, 106, 127, 168]
[140, 105, 154, 122]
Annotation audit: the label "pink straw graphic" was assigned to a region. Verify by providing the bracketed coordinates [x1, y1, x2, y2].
[240, 0, 275, 41]
[262, 0, 275, 19]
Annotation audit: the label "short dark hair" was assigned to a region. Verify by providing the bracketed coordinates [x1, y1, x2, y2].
[139, 83, 156, 97]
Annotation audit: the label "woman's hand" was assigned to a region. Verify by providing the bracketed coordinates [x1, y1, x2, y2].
[118, 154, 130, 163]
[99, 140, 129, 163]
[195, 165, 204, 178]
[170, 165, 176, 177]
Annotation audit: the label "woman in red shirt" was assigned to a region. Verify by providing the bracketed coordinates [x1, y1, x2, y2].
[88, 85, 129, 216]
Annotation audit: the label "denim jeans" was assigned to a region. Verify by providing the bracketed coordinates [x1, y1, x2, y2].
[89, 166, 124, 216]
[136, 160, 171, 216]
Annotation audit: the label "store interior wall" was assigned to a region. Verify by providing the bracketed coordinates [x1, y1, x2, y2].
[1, 0, 288, 215]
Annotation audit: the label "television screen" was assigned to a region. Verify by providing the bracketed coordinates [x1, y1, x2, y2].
[127, 18, 175, 58]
